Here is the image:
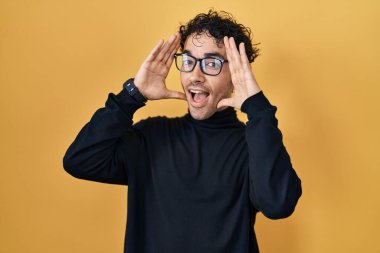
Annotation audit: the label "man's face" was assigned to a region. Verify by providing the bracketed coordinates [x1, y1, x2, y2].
[180, 32, 233, 120]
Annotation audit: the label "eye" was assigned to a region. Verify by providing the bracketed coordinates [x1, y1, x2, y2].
[205, 59, 222, 68]
[183, 59, 194, 65]
[182, 55, 195, 65]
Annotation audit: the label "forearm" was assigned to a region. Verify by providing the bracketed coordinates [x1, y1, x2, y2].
[242, 91, 302, 219]
[62, 86, 146, 185]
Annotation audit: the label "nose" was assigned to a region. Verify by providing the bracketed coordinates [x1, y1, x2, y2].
[189, 60, 205, 83]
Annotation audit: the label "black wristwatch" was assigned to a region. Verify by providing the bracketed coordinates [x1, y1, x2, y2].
[123, 78, 147, 103]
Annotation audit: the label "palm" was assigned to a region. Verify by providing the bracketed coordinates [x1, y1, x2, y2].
[134, 32, 185, 101]
[217, 36, 262, 110]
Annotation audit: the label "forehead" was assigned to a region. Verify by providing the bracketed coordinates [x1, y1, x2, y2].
[183, 32, 226, 58]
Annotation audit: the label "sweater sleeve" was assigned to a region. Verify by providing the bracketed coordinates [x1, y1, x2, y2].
[62, 86, 146, 185]
[241, 91, 302, 219]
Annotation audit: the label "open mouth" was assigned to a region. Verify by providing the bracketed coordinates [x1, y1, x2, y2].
[188, 89, 210, 106]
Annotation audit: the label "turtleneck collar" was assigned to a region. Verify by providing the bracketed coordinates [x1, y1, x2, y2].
[184, 107, 244, 129]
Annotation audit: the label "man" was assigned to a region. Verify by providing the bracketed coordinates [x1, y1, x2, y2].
[63, 9, 302, 253]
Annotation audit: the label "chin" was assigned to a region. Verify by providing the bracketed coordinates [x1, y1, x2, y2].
[188, 105, 215, 120]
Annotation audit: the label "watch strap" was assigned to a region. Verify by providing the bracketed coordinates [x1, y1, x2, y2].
[123, 78, 147, 103]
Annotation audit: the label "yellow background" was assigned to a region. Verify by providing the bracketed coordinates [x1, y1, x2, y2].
[1, 0, 379, 252]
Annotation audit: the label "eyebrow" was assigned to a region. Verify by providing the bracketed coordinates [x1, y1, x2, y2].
[182, 49, 225, 59]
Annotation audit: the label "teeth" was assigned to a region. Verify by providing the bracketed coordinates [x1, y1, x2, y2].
[189, 89, 207, 94]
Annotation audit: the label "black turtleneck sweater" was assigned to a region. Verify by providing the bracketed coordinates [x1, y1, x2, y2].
[63, 85, 302, 253]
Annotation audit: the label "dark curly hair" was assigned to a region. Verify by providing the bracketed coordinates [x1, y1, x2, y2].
[178, 8, 260, 63]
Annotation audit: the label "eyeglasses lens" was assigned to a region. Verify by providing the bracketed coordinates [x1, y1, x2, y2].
[176, 55, 223, 75]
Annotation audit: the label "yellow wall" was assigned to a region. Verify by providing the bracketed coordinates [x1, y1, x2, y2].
[1, 0, 379, 252]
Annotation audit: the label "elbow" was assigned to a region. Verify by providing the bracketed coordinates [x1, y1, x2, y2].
[62, 153, 82, 179]
[63, 154, 75, 177]
[261, 201, 298, 220]
[260, 181, 302, 220]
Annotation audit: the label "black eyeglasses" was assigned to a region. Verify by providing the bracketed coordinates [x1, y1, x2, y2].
[173, 53, 228, 76]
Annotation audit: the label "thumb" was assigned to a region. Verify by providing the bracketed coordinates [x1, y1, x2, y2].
[217, 98, 234, 109]
[165, 89, 187, 100]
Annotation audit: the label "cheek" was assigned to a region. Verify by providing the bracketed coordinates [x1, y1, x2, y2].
[180, 72, 188, 88]
[220, 68, 232, 84]
[219, 73, 233, 94]
[210, 80, 233, 99]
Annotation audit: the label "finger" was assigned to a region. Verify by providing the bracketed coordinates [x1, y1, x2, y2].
[156, 33, 177, 62]
[229, 37, 242, 65]
[227, 37, 238, 63]
[145, 38, 164, 62]
[161, 33, 177, 62]
[162, 35, 178, 63]
[224, 36, 233, 61]
[224, 36, 232, 61]
[163, 33, 180, 64]
[239, 42, 251, 71]
[217, 97, 234, 109]
[224, 37, 236, 74]
[165, 89, 186, 100]
[165, 40, 181, 68]
[223, 37, 232, 65]
[223, 36, 230, 50]
[225, 37, 238, 74]
[165, 45, 179, 67]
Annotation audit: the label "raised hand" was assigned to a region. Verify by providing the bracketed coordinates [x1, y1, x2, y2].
[134, 32, 186, 101]
[217, 36, 262, 110]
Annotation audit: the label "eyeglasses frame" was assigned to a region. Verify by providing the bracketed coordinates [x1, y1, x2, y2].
[173, 53, 229, 76]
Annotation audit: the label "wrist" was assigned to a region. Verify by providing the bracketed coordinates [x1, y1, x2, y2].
[133, 78, 150, 99]
[123, 78, 148, 103]
[241, 90, 273, 119]
[247, 85, 262, 97]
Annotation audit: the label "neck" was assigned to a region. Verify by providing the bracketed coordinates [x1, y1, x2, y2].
[185, 107, 243, 129]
